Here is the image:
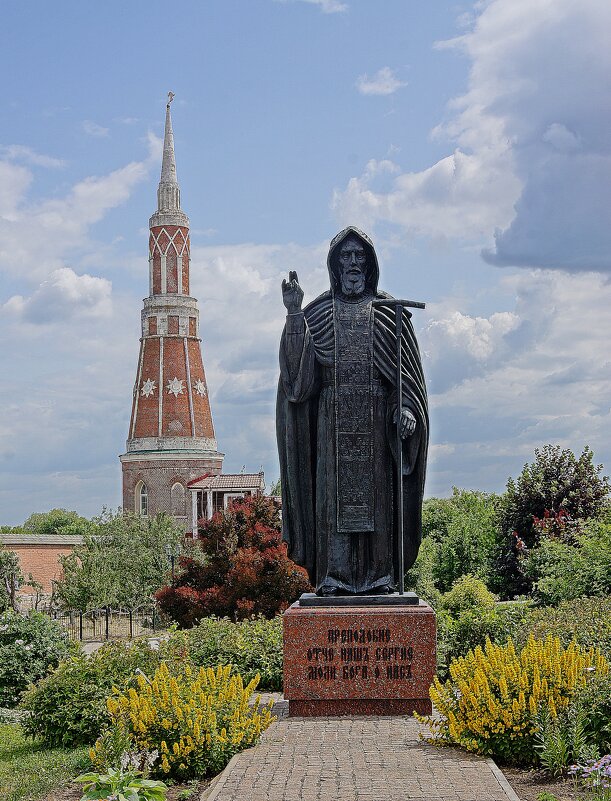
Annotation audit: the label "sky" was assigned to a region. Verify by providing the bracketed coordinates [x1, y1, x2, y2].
[1, 0, 611, 524]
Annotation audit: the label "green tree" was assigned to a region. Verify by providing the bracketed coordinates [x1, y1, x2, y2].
[55, 511, 184, 611]
[433, 489, 501, 592]
[502, 445, 610, 547]
[496, 445, 610, 597]
[156, 495, 311, 625]
[409, 490, 502, 595]
[523, 518, 611, 605]
[22, 508, 92, 537]
[0, 548, 24, 612]
[0, 525, 24, 535]
[268, 478, 281, 497]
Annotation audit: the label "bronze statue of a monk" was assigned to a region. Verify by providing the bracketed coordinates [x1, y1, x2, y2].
[276, 227, 428, 596]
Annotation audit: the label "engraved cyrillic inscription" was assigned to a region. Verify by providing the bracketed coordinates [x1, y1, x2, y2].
[303, 627, 416, 684]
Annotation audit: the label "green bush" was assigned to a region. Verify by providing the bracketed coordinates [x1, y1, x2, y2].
[496, 445, 610, 598]
[494, 601, 532, 643]
[0, 610, 75, 707]
[404, 536, 442, 608]
[173, 615, 283, 691]
[575, 672, 611, 755]
[56, 511, 184, 611]
[21, 639, 162, 746]
[435, 490, 501, 592]
[435, 577, 531, 676]
[523, 520, 611, 605]
[436, 576, 499, 674]
[515, 596, 611, 658]
[419, 490, 502, 593]
[439, 573, 496, 616]
[0, 706, 29, 724]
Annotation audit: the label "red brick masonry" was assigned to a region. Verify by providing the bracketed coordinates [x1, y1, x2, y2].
[0, 535, 84, 594]
[283, 600, 436, 716]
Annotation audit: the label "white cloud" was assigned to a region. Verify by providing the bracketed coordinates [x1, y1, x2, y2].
[542, 123, 580, 153]
[0, 136, 162, 521]
[426, 310, 519, 362]
[425, 269, 611, 494]
[3, 267, 112, 324]
[423, 308, 519, 393]
[356, 67, 407, 96]
[0, 286, 139, 522]
[0, 145, 64, 168]
[333, 148, 519, 243]
[0, 161, 32, 219]
[82, 120, 109, 137]
[274, 0, 348, 13]
[334, 0, 611, 272]
[0, 133, 160, 282]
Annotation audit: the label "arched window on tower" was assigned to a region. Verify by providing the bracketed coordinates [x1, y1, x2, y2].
[171, 482, 185, 516]
[135, 481, 148, 517]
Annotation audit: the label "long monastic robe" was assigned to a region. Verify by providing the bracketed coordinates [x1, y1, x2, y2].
[276, 227, 428, 595]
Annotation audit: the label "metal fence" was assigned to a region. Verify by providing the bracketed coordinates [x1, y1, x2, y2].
[45, 606, 162, 642]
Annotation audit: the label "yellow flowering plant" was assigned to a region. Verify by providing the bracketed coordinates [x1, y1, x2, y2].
[91, 662, 275, 780]
[418, 635, 608, 765]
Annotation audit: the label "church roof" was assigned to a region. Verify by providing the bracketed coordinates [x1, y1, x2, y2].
[187, 473, 265, 490]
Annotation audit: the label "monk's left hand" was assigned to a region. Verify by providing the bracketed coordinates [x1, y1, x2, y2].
[394, 408, 417, 438]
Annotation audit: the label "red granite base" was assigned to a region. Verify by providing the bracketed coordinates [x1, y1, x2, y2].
[289, 698, 432, 716]
[283, 600, 436, 717]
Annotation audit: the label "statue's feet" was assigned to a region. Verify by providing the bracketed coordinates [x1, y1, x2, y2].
[317, 584, 338, 597]
[366, 585, 392, 595]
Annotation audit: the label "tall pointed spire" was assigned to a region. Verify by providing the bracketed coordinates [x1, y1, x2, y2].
[150, 92, 188, 228]
[160, 96, 177, 182]
[158, 93, 180, 211]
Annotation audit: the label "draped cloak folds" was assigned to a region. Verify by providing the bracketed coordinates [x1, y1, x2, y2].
[276, 227, 428, 595]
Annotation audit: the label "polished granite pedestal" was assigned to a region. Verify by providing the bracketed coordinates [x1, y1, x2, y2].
[283, 598, 436, 716]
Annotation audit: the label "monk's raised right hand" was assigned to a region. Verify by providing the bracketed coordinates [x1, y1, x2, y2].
[282, 270, 304, 314]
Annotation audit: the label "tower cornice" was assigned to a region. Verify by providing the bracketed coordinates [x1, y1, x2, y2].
[149, 210, 190, 228]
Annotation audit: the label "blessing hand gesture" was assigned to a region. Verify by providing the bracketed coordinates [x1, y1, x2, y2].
[282, 271, 304, 314]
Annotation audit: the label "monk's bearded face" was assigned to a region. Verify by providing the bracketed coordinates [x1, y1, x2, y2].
[338, 238, 368, 297]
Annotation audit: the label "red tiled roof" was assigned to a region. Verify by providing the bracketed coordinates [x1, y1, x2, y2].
[187, 473, 265, 490]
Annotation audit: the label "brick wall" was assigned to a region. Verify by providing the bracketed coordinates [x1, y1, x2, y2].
[0, 536, 83, 595]
[121, 457, 222, 530]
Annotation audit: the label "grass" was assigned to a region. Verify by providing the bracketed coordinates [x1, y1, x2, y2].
[0, 723, 89, 801]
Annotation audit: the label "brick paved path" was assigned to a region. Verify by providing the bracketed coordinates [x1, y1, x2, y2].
[201, 707, 520, 801]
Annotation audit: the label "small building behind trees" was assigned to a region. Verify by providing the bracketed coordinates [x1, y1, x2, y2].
[187, 472, 265, 534]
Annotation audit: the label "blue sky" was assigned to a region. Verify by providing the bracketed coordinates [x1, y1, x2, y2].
[1, 0, 611, 524]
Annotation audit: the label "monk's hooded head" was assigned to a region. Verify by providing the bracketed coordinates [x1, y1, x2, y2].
[327, 227, 379, 298]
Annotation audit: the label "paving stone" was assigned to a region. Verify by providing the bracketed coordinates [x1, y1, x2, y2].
[200, 714, 521, 801]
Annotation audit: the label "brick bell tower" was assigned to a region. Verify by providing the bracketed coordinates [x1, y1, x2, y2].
[120, 94, 224, 529]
